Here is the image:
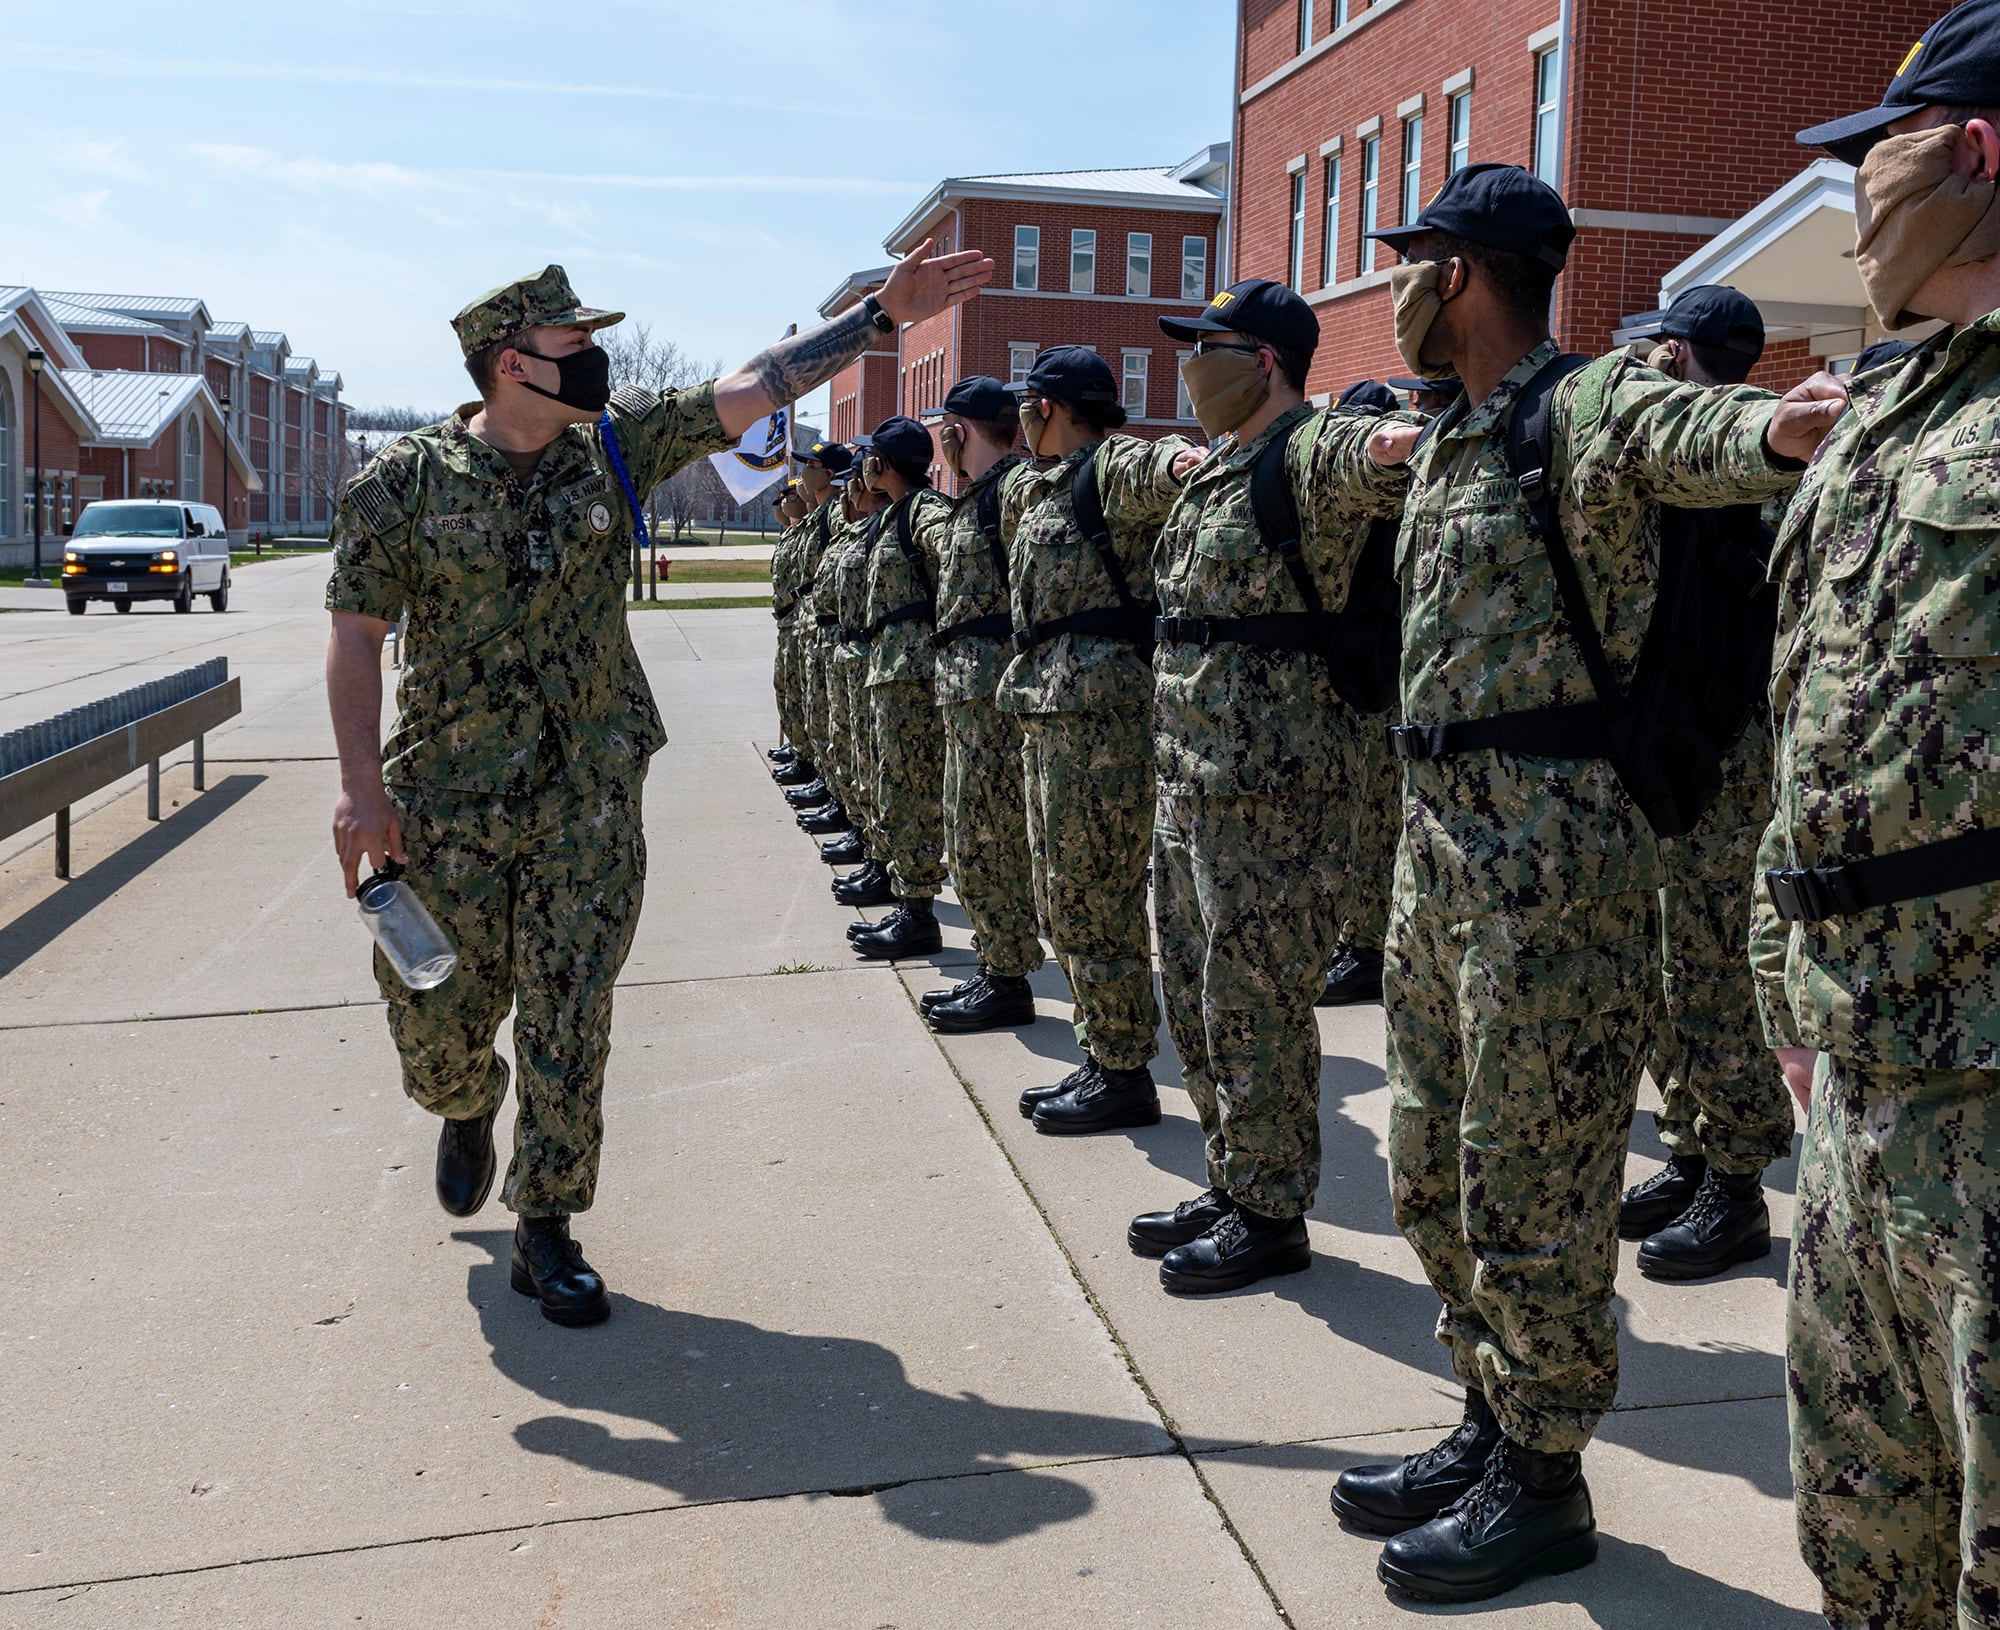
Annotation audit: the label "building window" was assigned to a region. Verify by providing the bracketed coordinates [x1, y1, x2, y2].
[1014, 225, 1040, 291]
[1288, 171, 1308, 290]
[1533, 48, 1561, 185]
[183, 414, 203, 506]
[1322, 154, 1343, 286]
[0, 371, 12, 538]
[1298, 0, 1312, 53]
[1359, 134, 1381, 273]
[1071, 229, 1097, 294]
[1332, 0, 1349, 24]
[1181, 236, 1208, 301]
[1127, 232, 1152, 298]
[1176, 351, 1194, 421]
[1122, 351, 1149, 418]
[1008, 344, 1037, 387]
[1401, 114, 1424, 225]
[1448, 90, 1472, 172]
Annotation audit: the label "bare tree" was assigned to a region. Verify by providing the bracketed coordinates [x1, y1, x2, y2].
[657, 464, 706, 542]
[599, 322, 719, 396]
[305, 436, 362, 523]
[348, 405, 445, 432]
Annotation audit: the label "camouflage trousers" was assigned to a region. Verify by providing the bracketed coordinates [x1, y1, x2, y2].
[1387, 870, 1658, 1453]
[774, 619, 810, 759]
[942, 698, 1044, 980]
[1790, 1055, 2000, 1630]
[867, 678, 946, 899]
[804, 632, 833, 778]
[1329, 705, 1400, 954]
[1649, 721, 1794, 1176]
[1154, 785, 1343, 1219]
[841, 652, 882, 849]
[1019, 703, 1159, 1072]
[381, 772, 645, 1218]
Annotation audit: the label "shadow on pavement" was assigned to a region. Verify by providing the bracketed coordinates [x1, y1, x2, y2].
[0, 772, 265, 977]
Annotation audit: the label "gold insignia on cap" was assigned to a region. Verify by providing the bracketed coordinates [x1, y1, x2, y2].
[1211, 291, 1236, 308]
[1897, 39, 1924, 77]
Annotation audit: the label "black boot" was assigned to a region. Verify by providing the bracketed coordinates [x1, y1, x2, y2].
[767, 745, 798, 765]
[1019, 1059, 1096, 1119]
[1031, 1062, 1161, 1135]
[852, 898, 943, 961]
[434, 1103, 499, 1217]
[509, 1216, 611, 1327]
[1158, 1208, 1311, 1294]
[784, 778, 831, 808]
[1618, 1153, 1708, 1239]
[773, 759, 816, 786]
[1636, 1167, 1771, 1281]
[1317, 945, 1384, 1007]
[922, 965, 988, 1014]
[820, 830, 866, 865]
[798, 804, 851, 835]
[1376, 1441, 1596, 1604]
[834, 861, 895, 907]
[849, 902, 903, 939]
[1331, 1390, 1502, 1535]
[1128, 1186, 1233, 1258]
[929, 972, 1035, 1034]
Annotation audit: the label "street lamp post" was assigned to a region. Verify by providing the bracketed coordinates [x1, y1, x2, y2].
[219, 391, 232, 549]
[23, 348, 47, 587]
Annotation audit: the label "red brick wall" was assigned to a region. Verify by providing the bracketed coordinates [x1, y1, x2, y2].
[74, 334, 148, 372]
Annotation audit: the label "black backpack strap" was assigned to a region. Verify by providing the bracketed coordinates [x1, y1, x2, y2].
[1070, 446, 1146, 616]
[1011, 445, 1156, 654]
[893, 493, 936, 603]
[976, 469, 1010, 591]
[1249, 426, 1323, 614]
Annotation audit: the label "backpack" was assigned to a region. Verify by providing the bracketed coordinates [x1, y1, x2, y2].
[1009, 446, 1159, 656]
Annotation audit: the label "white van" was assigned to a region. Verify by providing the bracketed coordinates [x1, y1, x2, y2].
[61, 500, 232, 615]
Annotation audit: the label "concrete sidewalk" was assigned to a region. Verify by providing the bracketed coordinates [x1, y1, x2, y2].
[0, 562, 1818, 1628]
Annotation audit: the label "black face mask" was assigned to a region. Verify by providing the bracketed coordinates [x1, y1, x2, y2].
[515, 343, 612, 413]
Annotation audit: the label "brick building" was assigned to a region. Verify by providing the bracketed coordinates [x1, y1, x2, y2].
[1227, 0, 1949, 398]
[822, 150, 1231, 482]
[0, 284, 348, 561]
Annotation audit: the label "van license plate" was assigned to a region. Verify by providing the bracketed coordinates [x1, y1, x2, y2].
[107, 581, 129, 594]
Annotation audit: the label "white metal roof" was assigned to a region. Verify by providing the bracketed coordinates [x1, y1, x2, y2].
[205, 320, 250, 341]
[251, 329, 288, 348]
[816, 265, 894, 320]
[884, 157, 1227, 255]
[39, 293, 175, 339]
[59, 369, 206, 440]
[44, 291, 213, 327]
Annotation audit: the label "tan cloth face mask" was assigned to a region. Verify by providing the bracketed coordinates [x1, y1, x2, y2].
[1389, 258, 1456, 375]
[1019, 401, 1050, 458]
[1647, 341, 1684, 379]
[1179, 346, 1272, 438]
[1856, 123, 2000, 329]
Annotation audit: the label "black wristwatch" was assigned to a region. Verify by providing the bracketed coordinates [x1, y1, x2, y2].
[861, 293, 895, 334]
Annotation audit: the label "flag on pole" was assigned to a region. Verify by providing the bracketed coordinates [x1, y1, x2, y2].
[707, 324, 795, 505]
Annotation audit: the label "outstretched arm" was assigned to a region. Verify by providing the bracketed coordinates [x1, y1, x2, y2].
[714, 238, 994, 437]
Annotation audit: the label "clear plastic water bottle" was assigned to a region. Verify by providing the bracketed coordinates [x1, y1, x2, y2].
[357, 865, 458, 990]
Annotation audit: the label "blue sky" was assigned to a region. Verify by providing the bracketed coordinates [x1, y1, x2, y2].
[5, 0, 1236, 425]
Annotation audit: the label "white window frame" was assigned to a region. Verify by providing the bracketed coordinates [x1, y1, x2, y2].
[1007, 343, 1037, 387]
[1175, 350, 1195, 421]
[1322, 153, 1343, 286]
[1297, 0, 1313, 54]
[1533, 47, 1562, 186]
[1331, 0, 1349, 24]
[1181, 236, 1208, 302]
[1126, 232, 1153, 298]
[1013, 226, 1040, 291]
[1359, 134, 1381, 274]
[1121, 350, 1150, 419]
[1288, 171, 1308, 290]
[1448, 90, 1472, 172]
[1070, 228, 1097, 295]
[1401, 113, 1424, 226]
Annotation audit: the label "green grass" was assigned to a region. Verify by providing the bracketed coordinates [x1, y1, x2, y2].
[649, 559, 771, 584]
[629, 595, 773, 610]
[653, 526, 779, 548]
[768, 962, 830, 975]
[231, 550, 316, 567]
[0, 564, 62, 588]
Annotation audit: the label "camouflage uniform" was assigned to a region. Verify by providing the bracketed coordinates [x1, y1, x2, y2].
[769, 514, 811, 757]
[927, 456, 1044, 980]
[1387, 342, 1798, 1453]
[999, 433, 1194, 1069]
[826, 513, 881, 845]
[325, 379, 729, 1217]
[864, 486, 952, 899]
[1151, 405, 1411, 1219]
[1751, 324, 2000, 1629]
[1329, 610, 1402, 955]
[800, 504, 843, 794]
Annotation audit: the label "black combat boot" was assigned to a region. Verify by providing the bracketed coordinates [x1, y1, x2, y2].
[798, 803, 851, 835]
[1376, 1441, 1596, 1603]
[784, 778, 831, 808]
[510, 1216, 610, 1327]
[1332, 1390, 1502, 1535]
[1636, 1167, 1771, 1281]
[820, 830, 866, 865]
[1158, 1207, 1311, 1294]
[767, 745, 798, 765]
[1128, 1186, 1234, 1258]
[1317, 945, 1385, 1006]
[852, 897, 943, 960]
[1618, 1153, 1708, 1239]
[1031, 1061, 1161, 1135]
[774, 758, 817, 786]
[922, 964, 988, 1014]
[434, 1103, 498, 1218]
[928, 972, 1035, 1034]
[834, 861, 896, 907]
[1019, 1058, 1096, 1119]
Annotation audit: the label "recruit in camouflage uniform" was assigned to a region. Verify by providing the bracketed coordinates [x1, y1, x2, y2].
[325, 274, 731, 1224]
[824, 501, 883, 844]
[769, 487, 813, 760]
[999, 408, 1194, 1106]
[1150, 387, 1411, 1277]
[801, 497, 846, 802]
[1762, 50, 2000, 1613]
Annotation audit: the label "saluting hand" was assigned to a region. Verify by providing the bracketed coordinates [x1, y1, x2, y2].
[1170, 446, 1206, 482]
[877, 238, 996, 325]
[1367, 423, 1423, 468]
[1765, 373, 1849, 464]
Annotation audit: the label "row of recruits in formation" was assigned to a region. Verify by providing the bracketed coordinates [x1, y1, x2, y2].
[324, 5, 2000, 1620]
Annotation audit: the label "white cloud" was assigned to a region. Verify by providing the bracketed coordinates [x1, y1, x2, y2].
[189, 145, 436, 196]
[64, 140, 149, 183]
[38, 188, 112, 230]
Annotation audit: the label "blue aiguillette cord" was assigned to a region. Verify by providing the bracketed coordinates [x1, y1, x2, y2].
[598, 411, 652, 551]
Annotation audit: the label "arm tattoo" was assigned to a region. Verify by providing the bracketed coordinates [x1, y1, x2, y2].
[748, 306, 878, 407]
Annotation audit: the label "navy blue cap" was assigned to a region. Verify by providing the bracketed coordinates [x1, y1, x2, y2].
[1854, 338, 1917, 373]
[1336, 379, 1401, 413]
[1005, 345, 1120, 404]
[868, 415, 935, 475]
[1159, 278, 1321, 357]
[1367, 162, 1575, 270]
[1654, 285, 1766, 358]
[1799, 0, 2000, 165]
[803, 439, 853, 475]
[1387, 375, 1462, 395]
[942, 375, 1016, 421]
